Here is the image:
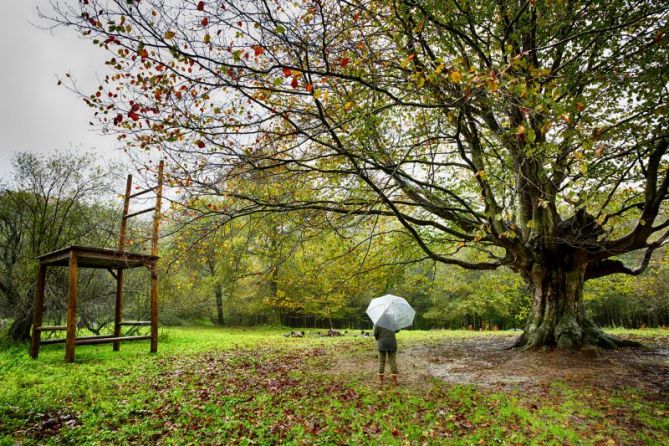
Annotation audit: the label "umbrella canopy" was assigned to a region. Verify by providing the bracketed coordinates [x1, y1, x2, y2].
[366, 294, 415, 331]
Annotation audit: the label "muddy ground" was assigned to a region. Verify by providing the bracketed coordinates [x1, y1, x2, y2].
[333, 333, 669, 398]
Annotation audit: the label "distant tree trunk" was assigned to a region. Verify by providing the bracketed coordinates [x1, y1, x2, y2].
[215, 286, 224, 325]
[267, 265, 285, 325]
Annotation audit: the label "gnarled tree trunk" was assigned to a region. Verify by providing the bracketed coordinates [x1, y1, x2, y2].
[513, 262, 638, 350]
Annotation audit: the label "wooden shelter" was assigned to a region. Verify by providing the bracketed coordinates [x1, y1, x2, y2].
[30, 161, 164, 362]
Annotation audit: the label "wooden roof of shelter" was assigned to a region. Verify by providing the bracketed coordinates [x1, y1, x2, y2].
[38, 246, 159, 269]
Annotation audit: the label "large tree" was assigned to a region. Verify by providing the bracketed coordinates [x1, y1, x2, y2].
[51, 0, 669, 349]
[0, 152, 116, 340]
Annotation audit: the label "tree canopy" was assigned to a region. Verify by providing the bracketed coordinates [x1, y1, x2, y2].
[52, 0, 669, 349]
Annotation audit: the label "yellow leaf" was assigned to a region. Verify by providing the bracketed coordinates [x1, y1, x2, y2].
[164, 31, 176, 40]
[204, 34, 211, 43]
[313, 90, 322, 100]
[449, 71, 461, 83]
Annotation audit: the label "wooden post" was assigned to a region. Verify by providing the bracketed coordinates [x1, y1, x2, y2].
[119, 174, 133, 250]
[112, 269, 124, 351]
[113, 175, 132, 352]
[65, 252, 79, 363]
[151, 161, 164, 257]
[150, 161, 163, 354]
[30, 264, 47, 359]
[150, 260, 158, 353]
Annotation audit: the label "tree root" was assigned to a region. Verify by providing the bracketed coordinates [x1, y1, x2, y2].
[511, 327, 643, 351]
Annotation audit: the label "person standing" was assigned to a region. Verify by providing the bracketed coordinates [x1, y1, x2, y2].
[373, 324, 399, 385]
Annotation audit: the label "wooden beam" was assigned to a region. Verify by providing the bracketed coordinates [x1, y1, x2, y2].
[106, 268, 118, 280]
[76, 335, 152, 346]
[30, 264, 47, 359]
[65, 252, 78, 363]
[36, 325, 67, 331]
[124, 207, 156, 219]
[129, 186, 156, 199]
[41, 334, 114, 345]
[41, 335, 152, 346]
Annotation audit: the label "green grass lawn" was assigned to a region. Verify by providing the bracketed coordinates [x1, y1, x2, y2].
[1, 328, 668, 445]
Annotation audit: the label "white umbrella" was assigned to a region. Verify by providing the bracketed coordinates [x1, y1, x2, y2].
[366, 294, 415, 331]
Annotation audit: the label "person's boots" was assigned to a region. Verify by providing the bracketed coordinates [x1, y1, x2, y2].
[377, 373, 384, 385]
[390, 374, 399, 386]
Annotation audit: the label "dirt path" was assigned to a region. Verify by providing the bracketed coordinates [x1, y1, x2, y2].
[332, 333, 669, 398]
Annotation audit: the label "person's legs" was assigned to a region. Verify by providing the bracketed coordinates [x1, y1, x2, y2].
[387, 351, 398, 374]
[388, 351, 398, 385]
[377, 350, 387, 384]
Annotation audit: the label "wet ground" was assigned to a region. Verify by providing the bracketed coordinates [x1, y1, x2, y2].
[334, 333, 669, 398]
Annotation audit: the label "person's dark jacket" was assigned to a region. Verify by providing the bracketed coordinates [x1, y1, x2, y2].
[373, 325, 398, 352]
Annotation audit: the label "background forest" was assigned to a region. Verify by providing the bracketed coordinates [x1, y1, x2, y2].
[1, 152, 668, 342]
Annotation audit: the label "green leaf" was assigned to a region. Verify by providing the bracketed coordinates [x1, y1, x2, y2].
[526, 128, 536, 143]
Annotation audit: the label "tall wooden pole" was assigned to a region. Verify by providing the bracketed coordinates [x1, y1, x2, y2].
[151, 162, 163, 257]
[112, 270, 125, 352]
[150, 262, 158, 353]
[113, 175, 133, 352]
[119, 174, 133, 250]
[30, 264, 47, 359]
[150, 161, 164, 353]
[65, 252, 79, 363]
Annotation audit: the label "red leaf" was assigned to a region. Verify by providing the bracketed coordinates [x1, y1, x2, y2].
[253, 46, 263, 57]
[113, 114, 123, 125]
[291, 78, 298, 88]
[282, 67, 292, 77]
[197, 1, 205, 11]
[305, 83, 313, 93]
[340, 57, 350, 68]
[195, 140, 205, 148]
[128, 112, 140, 121]
[201, 17, 209, 26]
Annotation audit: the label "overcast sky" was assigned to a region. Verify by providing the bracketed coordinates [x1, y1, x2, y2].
[0, 1, 121, 179]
